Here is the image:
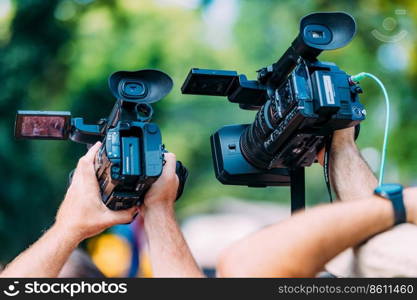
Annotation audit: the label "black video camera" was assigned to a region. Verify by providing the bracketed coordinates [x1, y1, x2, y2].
[181, 12, 365, 194]
[15, 69, 188, 210]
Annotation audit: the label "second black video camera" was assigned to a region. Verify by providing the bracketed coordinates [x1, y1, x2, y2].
[15, 69, 188, 210]
[181, 12, 365, 188]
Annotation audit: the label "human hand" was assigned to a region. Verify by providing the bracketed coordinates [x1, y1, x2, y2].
[55, 142, 138, 243]
[140, 152, 179, 216]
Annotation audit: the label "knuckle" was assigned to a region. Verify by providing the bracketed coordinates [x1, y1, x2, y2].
[120, 213, 132, 224]
[166, 173, 179, 186]
[165, 152, 176, 160]
[78, 156, 88, 166]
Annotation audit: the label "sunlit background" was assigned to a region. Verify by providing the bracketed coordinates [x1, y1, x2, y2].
[1, 0, 417, 275]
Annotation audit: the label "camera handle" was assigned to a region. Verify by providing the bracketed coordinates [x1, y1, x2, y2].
[290, 167, 305, 213]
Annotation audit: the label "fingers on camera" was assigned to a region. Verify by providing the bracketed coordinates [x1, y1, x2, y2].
[107, 206, 136, 225]
[84, 142, 102, 162]
[164, 152, 176, 174]
[77, 142, 101, 171]
[122, 206, 139, 224]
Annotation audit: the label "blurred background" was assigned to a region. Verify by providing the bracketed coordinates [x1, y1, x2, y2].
[1, 0, 416, 276]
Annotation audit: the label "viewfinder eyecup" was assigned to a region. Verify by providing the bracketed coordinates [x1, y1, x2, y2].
[109, 69, 173, 104]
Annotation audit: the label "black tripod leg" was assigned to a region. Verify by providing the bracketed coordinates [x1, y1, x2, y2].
[290, 167, 305, 213]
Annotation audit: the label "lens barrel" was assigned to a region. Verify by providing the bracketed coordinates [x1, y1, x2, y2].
[240, 99, 283, 169]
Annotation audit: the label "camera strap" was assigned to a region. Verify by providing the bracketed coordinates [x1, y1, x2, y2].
[324, 134, 333, 203]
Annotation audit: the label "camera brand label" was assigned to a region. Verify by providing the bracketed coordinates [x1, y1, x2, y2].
[322, 75, 335, 105]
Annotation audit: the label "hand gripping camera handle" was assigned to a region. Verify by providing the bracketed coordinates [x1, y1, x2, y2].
[175, 160, 188, 201]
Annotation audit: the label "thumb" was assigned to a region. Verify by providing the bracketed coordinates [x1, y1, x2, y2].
[84, 141, 102, 163]
[107, 206, 139, 225]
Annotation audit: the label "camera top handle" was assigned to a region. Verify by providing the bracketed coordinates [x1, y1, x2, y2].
[258, 12, 356, 88]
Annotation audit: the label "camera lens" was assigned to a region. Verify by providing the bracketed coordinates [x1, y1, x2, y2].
[240, 86, 293, 169]
[240, 100, 278, 169]
[120, 81, 147, 99]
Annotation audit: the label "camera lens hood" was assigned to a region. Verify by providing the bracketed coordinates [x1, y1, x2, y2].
[108, 69, 173, 103]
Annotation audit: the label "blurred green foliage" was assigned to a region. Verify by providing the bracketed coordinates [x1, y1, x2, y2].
[0, 0, 416, 262]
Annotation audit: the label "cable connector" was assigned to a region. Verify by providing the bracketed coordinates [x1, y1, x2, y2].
[349, 72, 367, 84]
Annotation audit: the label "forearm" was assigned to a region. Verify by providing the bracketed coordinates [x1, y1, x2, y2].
[143, 206, 204, 278]
[331, 130, 378, 200]
[218, 196, 394, 277]
[0, 224, 80, 277]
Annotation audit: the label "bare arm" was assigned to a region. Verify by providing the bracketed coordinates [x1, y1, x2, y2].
[143, 207, 204, 277]
[141, 153, 204, 278]
[217, 188, 417, 277]
[330, 127, 378, 200]
[0, 143, 137, 277]
[326, 127, 379, 273]
[0, 226, 80, 277]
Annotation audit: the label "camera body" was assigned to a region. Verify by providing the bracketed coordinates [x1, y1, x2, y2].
[15, 69, 188, 210]
[181, 12, 365, 187]
[94, 121, 165, 210]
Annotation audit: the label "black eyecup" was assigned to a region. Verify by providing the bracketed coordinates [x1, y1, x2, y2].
[108, 69, 173, 104]
[298, 12, 357, 51]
